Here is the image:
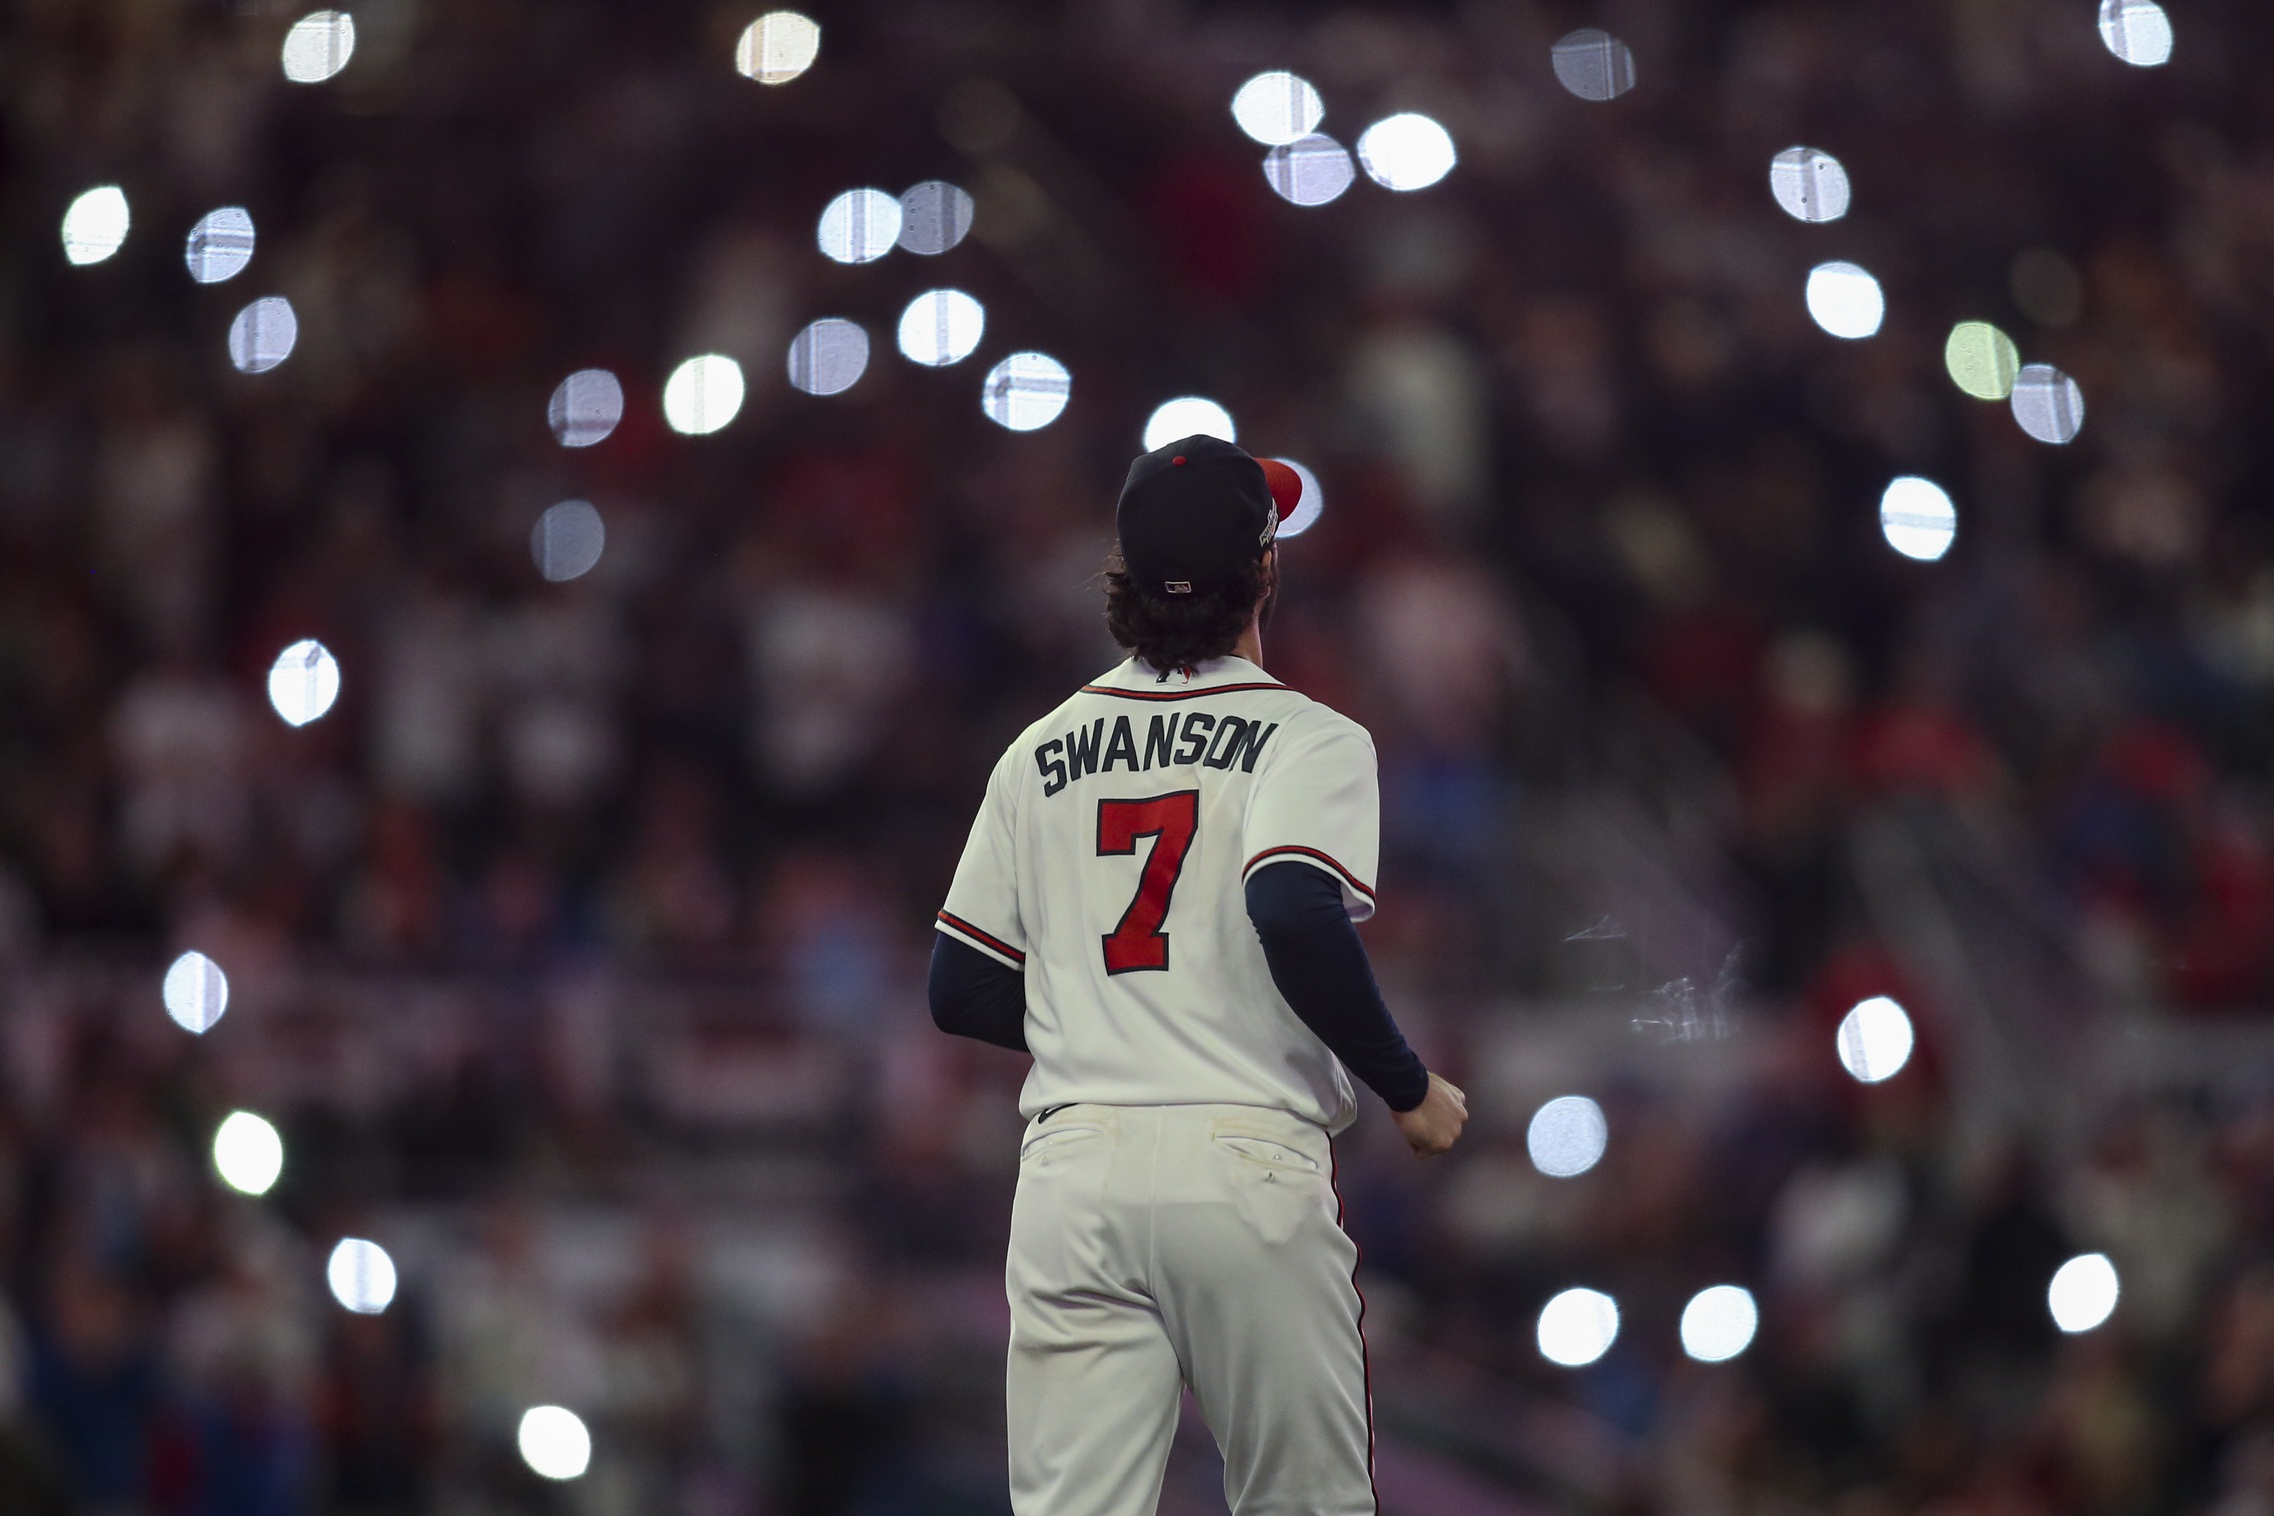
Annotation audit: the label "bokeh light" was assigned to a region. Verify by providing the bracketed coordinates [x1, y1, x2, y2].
[1537, 1288, 1620, 1367]
[1944, 321, 2021, 400]
[735, 11, 821, 84]
[1836, 995, 1915, 1083]
[897, 181, 974, 255]
[1142, 398, 1235, 452]
[162, 951, 229, 1035]
[213, 1111, 284, 1196]
[1880, 477, 1958, 562]
[1805, 261, 1885, 339]
[1681, 1286, 1760, 1362]
[2049, 1253, 2121, 1333]
[1263, 135, 1356, 207]
[1527, 1095, 1608, 1178]
[2099, 0, 2173, 66]
[532, 501, 606, 583]
[547, 369, 623, 447]
[281, 10, 356, 83]
[268, 639, 342, 727]
[2011, 364, 2086, 444]
[1552, 29, 1637, 101]
[897, 289, 986, 367]
[327, 1238, 398, 1314]
[981, 352, 1071, 431]
[816, 189, 901, 265]
[1270, 458, 1324, 539]
[663, 354, 745, 435]
[518, 1406, 592, 1480]
[1768, 147, 1850, 223]
[228, 296, 298, 374]
[787, 319, 870, 396]
[62, 186, 129, 266]
[1356, 114, 1456, 192]
[184, 207, 254, 283]
[1231, 71, 1325, 147]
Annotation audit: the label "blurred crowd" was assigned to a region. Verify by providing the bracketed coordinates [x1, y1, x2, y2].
[3, 0, 2274, 1511]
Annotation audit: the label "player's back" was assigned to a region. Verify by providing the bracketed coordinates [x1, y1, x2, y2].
[937, 654, 1379, 1131]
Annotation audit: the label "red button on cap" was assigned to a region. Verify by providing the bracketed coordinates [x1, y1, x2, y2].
[1172, 456, 1186, 465]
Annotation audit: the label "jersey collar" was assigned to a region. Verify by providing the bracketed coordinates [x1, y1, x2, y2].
[1101, 656, 1284, 691]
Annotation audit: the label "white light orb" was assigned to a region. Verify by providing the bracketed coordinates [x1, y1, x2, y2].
[228, 296, 299, 374]
[162, 951, 229, 1035]
[281, 10, 356, 84]
[327, 1238, 398, 1314]
[518, 1406, 592, 1480]
[1263, 135, 1356, 207]
[896, 288, 986, 367]
[1768, 147, 1850, 224]
[1270, 458, 1324, 538]
[897, 181, 974, 255]
[268, 639, 341, 727]
[1805, 261, 1885, 340]
[815, 189, 902, 265]
[1143, 397, 1235, 452]
[1552, 29, 1637, 101]
[1527, 1095, 1608, 1178]
[185, 207, 255, 283]
[2048, 1252, 2121, 1334]
[62, 186, 130, 266]
[2098, 0, 2173, 67]
[1537, 1287, 1620, 1367]
[1680, 1285, 1760, 1362]
[532, 501, 606, 583]
[663, 354, 745, 435]
[1835, 995, 1915, 1084]
[547, 369, 623, 447]
[735, 11, 821, 84]
[787, 318, 870, 396]
[2011, 365, 2086, 445]
[213, 1111, 284, 1196]
[1356, 113, 1456, 192]
[1880, 477, 1958, 563]
[981, 351, 1072, 432]
[1231, 71, 1325, 146]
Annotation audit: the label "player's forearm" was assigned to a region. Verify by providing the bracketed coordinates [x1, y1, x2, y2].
[928, 933, 1031, 1052]
[1243, 863, 1430, 1112]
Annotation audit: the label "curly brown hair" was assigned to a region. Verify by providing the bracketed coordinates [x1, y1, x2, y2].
[1102, 551, 1275, 672]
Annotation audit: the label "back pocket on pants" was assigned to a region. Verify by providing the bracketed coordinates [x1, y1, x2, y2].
[1210, 1132, 1325, 1246]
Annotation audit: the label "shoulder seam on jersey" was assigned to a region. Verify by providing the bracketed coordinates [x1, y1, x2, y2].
[936, 910, 1026, 964]
[1076, 681, 1289, 701]
[1242, 845, 1377, 900]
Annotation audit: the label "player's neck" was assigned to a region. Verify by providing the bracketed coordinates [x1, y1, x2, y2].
[1232, 619, 1264, 670]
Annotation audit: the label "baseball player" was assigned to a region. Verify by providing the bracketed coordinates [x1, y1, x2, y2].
[928, 435, 1469, 1516]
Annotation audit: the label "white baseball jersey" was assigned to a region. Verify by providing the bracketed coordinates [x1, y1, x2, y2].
[936, 654, 1379, 1132]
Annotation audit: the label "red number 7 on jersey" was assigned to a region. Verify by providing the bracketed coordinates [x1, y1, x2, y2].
[1096, 791, 1199, 974]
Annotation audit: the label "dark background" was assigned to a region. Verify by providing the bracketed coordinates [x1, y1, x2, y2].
[1, 0, 2273, 1512]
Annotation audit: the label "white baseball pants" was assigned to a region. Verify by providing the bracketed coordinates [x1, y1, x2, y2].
[1005, 1103, 1376, 1516]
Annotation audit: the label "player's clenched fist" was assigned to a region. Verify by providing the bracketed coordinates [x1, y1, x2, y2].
[1393, 1073, 1469, 1157]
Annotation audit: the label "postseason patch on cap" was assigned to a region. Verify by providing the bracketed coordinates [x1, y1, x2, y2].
[1116, 435, 1288, 595]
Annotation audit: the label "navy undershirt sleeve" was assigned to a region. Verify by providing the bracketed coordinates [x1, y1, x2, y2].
[1244, 861, 1431, 1112]
[929, 934, 1029, 1053]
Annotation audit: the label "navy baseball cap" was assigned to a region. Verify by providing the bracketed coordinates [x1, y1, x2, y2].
[1115, 435, 1304, 596]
